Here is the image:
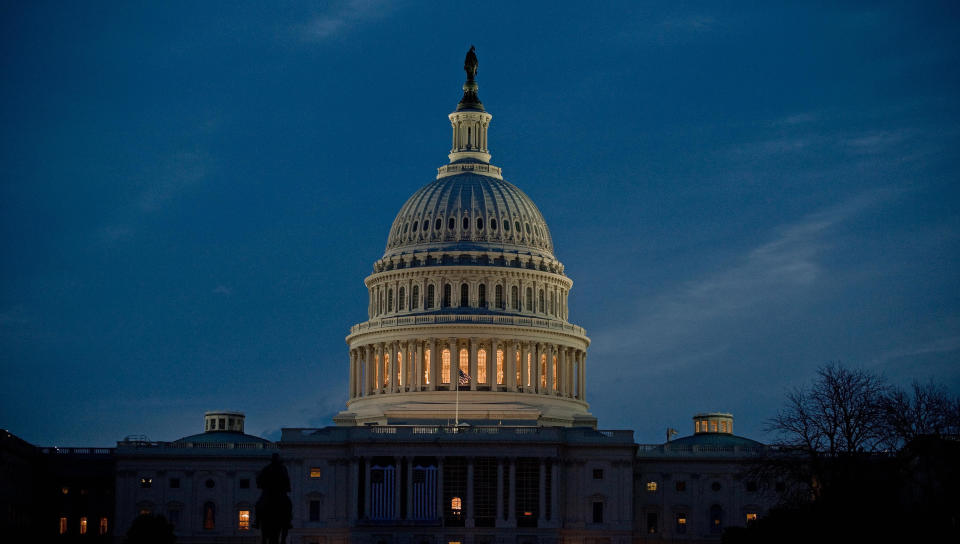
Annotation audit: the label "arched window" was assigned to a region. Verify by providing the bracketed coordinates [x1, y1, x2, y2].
[435, 218, 442, 231]
[423, 349, 431, 385]
[412, 220, 418, 232]
[496, 349, 504, 384]
[478, 284, 487, 307]
[383, 354, 390, 386]
[710, 505, 723, 533]
[462, 216, 469, 230]
[398, 287, 405, 311]
[412, 285, 419, 309]
[495, 285, 503, 309]
[550, 292, 555, 315]
[525, 288, 533, 311]
[553, 356, 558, 389]
[203, 502, 215, 530]
[491, 218, 497, 230]
[387, 289, 394, 312]
[525, 223, 531, 233]
[538, 290, 544, 313]
[460, 283, 469, 307]
[515, 221, 521, 232]
[477, 349, 487, 383]
[504, 220, 510, 231]
[459, 349, 469, 385]
[477, 217, 484, 230]
[427, 285, 435, 308]
[448, 217, 455, 230]
[396, 352, 403, 386]
[511, 286, 519, 310]
[443, 284, 451, 307]
[441, 349, 451, 383]
[516, 351, 522, 385]
[540, 354, 547, 388]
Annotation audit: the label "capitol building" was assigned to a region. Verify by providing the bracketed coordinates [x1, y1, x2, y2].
[4, 50, 784, 544]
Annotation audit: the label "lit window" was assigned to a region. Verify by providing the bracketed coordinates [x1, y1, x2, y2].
[238, 510, 250, 530]
[675, 513, 687, 534]
[477, 349, 487, 383]
[539, 354, 547, 388]
[99, 517, 108, 535]
[711, 420, 718, 432]
[496, 349, 504, 384]
[397, 352, 403, 385]
[441, 349, 451, 383]
[720, 421, 727, 433]
[310, 468, 322, 479]
[553, 356, 557, 389]
[203, 502, 215, 530]
[695, 421, 700, 433]
[424, 349, 431, 384]
[459, 349, 468, 382]
[710, 505, 723, 533]
[80, 517, 88, 534]
[646, 481, 658, 492]
[526, 353, 532, 386]
[139, 508, 151, 516]
[59, 517, 68, 535]
[746, 512, 758, 524]
[450, 496, 462, 512]
[139, 477, 152, 488]
[61, 486, 69, 495]
[516, 351, 522, 384]
[383, 353, 390, 386]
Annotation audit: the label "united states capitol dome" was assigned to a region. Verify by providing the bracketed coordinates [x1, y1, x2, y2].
[383, 173, 555, 261]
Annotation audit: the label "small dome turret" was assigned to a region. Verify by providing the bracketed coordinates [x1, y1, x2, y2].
[693, 412, 734, 434]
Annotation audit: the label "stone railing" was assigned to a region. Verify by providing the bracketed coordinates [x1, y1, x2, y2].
[636, 443, 769, 457]
[40, 447, 115, 455]
[349, 314, 586, 336]
[283, 425, 633, 445]
[116, 440, 277, 451]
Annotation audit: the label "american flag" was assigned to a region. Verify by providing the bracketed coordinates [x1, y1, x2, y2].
[458, 369, 471, 386]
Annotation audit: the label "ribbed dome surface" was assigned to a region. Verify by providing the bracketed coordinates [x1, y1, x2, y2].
[383, 173, 554, 259]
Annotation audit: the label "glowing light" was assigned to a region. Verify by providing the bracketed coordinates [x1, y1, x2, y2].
[646, 481, 658, 492]
[238, 510, 250, 530]
[310, 468, 322, 478]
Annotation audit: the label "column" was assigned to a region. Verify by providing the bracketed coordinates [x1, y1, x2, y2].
[508, 458, 516, 525]
[506, 340, 517, 392]
[551, 460, 560, 525]
[580, 352, 587, 401]
[495, 459, 504, 525]
[348, 350, 356, 398]
[558, 347, 566, 397]
[349, 458, 360, 521]
[437, 458, 445, 523]
[466, 458, 475, 527]
[491, 338, 499, 389]
[389, 341, 397, 394]
[364, 346, 373, 396]
[377, 343, 385, 393]
[394, 457, 401, 520]
[414, 340, 423, 391]
[534, 343, 542, 394]
[363, 457, 371, 519]
[538, 459, 546, 525]
[546, 344, 555, 396]
[469, 338, 478, 391]
[406, 458, 414, 519]
[449, 338, 458, 390]
[430, 338, 439, 391]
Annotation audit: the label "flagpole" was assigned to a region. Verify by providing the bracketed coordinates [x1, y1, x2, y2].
[455, 375, 460, 426]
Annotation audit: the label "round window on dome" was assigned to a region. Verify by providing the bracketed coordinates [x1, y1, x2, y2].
[515, 221, 521, 232]
[491, 218, 498, 230]
[462, 216, 469, 230]
[477, 217, 484, 230]
[435, 218, 442, 231]
[448, 217, 455, 230]
[412, 221, 418, 232]
[403, 223, 408, 233]
[504, 220, 510, 231]
[525, 223, 531, 234]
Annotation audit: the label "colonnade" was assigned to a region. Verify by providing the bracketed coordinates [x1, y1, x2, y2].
[347, 338, 586, 402]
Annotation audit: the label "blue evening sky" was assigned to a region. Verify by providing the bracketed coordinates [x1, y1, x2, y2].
[2, 1, 958, 446]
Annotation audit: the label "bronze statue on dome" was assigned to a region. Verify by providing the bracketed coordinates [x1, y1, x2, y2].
[464, 45, 478, 82]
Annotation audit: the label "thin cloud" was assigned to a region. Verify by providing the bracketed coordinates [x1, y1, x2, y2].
[212, 285, 233, 296]
[297, 0, 391, 42]
[591, 191, 888, 364]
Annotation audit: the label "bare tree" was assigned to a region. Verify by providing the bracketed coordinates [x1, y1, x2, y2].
[882, 380, 959, 446]
[767, 363, 889, 455]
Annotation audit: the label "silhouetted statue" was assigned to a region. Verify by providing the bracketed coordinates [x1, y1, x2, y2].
[464, 45, 478, 82]
[255, 453, 292, 544]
